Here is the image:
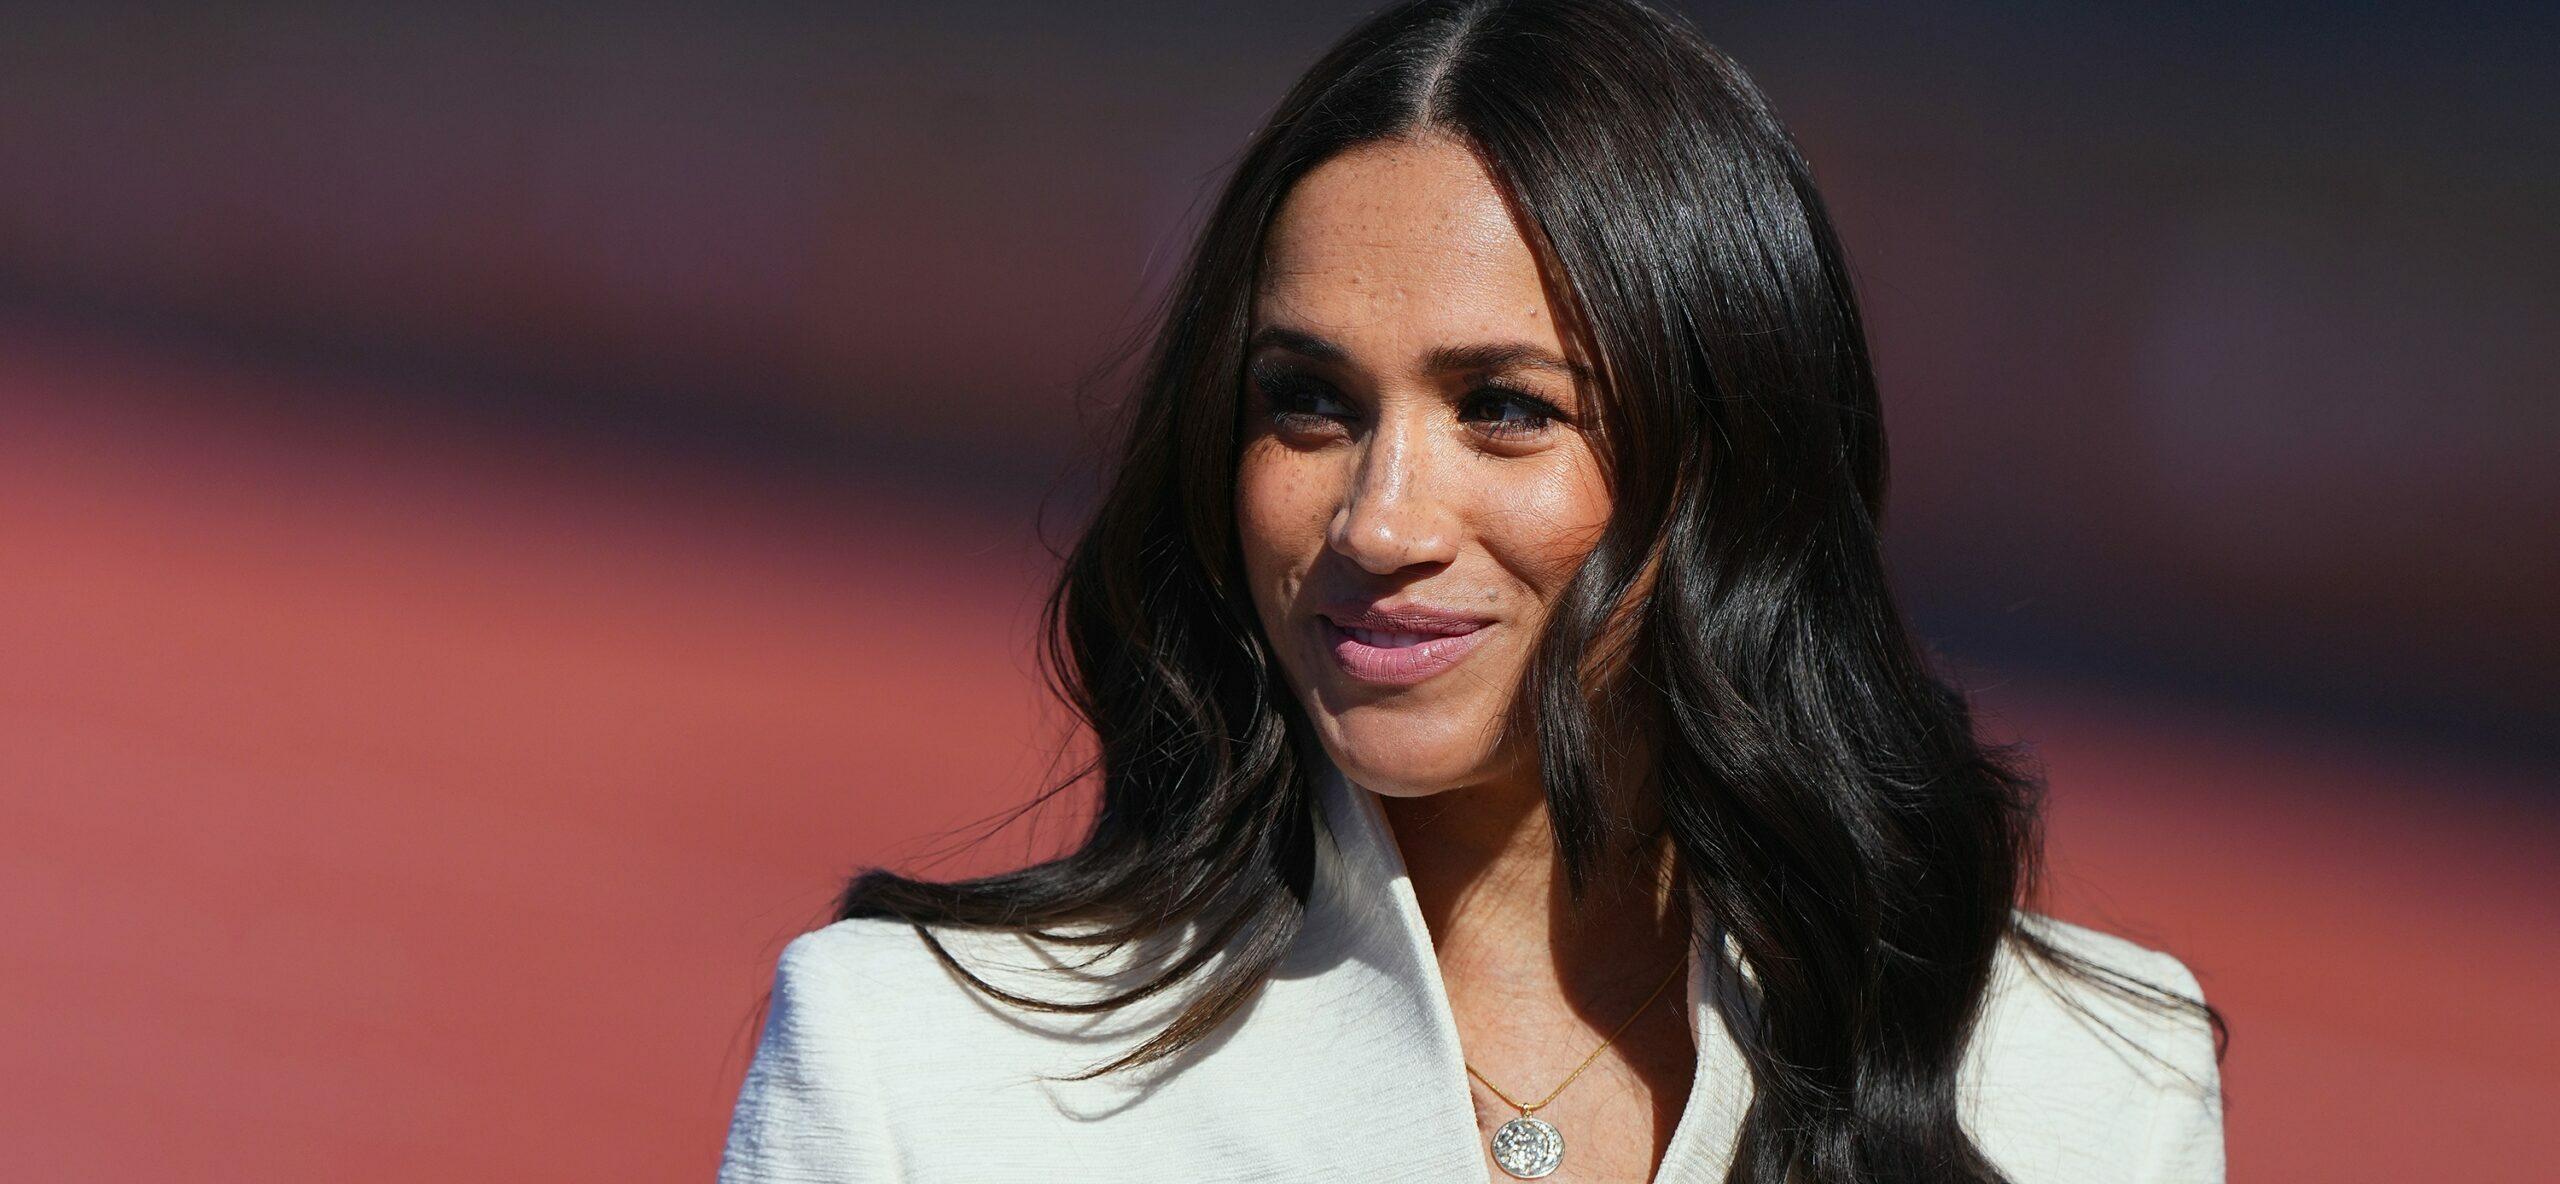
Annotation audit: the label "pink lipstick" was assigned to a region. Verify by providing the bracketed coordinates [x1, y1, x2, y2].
[1316, 601, 1495, 687]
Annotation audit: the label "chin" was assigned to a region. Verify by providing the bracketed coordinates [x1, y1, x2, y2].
[1310, 712, 1501, 799]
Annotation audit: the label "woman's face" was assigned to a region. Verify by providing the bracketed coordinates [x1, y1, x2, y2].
[1237, 133, 1611, 802]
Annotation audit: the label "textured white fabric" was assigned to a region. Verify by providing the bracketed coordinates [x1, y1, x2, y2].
[719, 756, 2224, 1182]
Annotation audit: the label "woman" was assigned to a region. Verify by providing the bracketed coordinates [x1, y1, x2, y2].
[720, 1, 2226, 1181]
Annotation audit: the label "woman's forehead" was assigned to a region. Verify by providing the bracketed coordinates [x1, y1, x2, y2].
[1254, 137, 1561, 358]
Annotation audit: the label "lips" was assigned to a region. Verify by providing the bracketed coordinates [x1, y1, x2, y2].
[1317, 601, 1496, 636]
[1316, 603, 1495, 686]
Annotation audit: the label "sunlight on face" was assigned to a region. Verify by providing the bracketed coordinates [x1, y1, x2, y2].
[1236, 133, 1611, 801]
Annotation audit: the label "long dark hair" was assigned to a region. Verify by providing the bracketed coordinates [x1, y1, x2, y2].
[835, 1, 2225, 1180]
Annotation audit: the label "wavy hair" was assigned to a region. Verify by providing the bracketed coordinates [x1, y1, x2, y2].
[833, 1, 2226, 1180]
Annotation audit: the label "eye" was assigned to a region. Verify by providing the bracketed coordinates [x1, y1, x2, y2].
[1248, 362, 1351, 432]
[1461, 383, 1566, 441]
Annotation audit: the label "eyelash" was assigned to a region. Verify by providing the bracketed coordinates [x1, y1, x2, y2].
[1248, 365, 1566, 441]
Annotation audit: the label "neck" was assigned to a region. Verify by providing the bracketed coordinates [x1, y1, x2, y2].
[1376, 774, 1689, 1012]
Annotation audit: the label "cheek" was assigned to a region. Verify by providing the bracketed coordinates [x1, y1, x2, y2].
[1489, 456, 1613, 597]
[1234, 442, 1332, 600]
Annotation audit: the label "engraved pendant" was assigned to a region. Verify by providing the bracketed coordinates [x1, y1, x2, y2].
[1490, 1113, 1564, 1179]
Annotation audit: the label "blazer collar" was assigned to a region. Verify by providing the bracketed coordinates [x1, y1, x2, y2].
[1297, 748, 1755, 1182]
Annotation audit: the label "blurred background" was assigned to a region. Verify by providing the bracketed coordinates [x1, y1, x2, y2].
[1, 2, 2550, 1179]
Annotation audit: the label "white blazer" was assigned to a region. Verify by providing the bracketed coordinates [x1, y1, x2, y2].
[720, 758, 2225, 1182]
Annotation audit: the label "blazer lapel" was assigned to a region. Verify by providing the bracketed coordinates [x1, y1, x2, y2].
[1294, 753, 1754, 1182]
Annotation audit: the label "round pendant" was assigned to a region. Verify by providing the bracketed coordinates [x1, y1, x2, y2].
[1490, 1113, 1564, 1179]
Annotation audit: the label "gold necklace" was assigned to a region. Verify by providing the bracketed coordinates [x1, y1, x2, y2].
[1465, 956, 1689, 1179]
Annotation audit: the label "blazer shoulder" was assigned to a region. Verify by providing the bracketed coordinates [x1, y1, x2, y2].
[751, 915, 959, 1058]
[770, 913, 1209, 1064]
[771, 915, 939, 991]
[778, 912, 1190, 1003]
[719, 920, 919, 1182]
[722, 915, 1116, 1183]
[1963, 911, 2226, 1182]
[760, 916, 1033, 1032]
[1989, 911, 2221, 1084]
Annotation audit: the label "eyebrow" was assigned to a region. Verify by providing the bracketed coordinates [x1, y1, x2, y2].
[1247, 325, 1591, 381]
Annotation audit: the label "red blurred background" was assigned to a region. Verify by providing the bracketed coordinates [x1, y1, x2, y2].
[2, 4, 2551, 1180]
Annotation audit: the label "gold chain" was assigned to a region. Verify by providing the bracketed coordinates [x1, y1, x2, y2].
[1462, 955, 1688, 1115]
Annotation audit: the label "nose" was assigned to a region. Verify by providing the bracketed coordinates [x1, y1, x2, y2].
[1327, 411, 1460, 575]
